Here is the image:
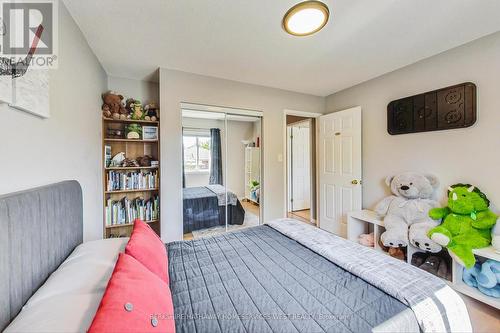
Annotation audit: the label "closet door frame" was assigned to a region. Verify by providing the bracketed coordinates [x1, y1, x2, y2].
[180, 102, 264, 228]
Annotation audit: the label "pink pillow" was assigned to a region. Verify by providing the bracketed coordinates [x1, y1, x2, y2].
[88, 253, 175, 333]
[125, 219, 169, 284]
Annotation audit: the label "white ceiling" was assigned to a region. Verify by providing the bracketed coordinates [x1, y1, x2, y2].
[63, 0, 500, 96]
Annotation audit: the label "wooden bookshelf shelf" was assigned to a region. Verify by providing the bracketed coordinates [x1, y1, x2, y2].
[104, 138, 158, 143]
[105, 188, 159, 194]
[102, 112, 161, 239]
[102, 117, 159, 125]
[105, 166, 159, 171]
[106, 220, 159, 229]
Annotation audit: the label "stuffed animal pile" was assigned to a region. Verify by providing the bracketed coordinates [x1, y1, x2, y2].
[428, 184, 498, 268]
[463, 260, 500, 298]
[102, 91, 159, 121]
[375, 172, 442, 253]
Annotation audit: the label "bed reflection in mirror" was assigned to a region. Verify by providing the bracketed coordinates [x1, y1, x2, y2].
[181, 104, 262, 240]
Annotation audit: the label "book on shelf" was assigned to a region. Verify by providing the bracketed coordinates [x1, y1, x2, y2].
[106, 170, 158, 191]
[105, 195, 159, 226]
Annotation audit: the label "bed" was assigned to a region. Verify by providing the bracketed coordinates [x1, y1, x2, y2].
[2, 181, 472, 333]
[183, 184, 245, 233]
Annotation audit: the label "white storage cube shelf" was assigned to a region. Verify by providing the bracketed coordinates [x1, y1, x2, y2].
[347, 210, 500, 309]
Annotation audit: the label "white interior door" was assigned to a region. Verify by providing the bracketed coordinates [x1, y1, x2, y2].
[291, 125, 311, 211]
[318, 107, 362, 237]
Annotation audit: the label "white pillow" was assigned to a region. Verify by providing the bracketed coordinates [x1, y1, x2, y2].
[5, 237, 128, 333]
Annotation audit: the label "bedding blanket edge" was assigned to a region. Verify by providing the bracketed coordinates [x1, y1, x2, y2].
[268, 218, 472, 333]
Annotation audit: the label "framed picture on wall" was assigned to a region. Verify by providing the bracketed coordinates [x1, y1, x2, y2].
[142, 126, 158, 140]
[11, 68, 50, 118]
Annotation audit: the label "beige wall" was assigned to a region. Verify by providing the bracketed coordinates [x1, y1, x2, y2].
[326, 32, 500, 211]
[107, 76, 159, 104]
[0, 2, 107, 241]
[160, 69, 325, 241]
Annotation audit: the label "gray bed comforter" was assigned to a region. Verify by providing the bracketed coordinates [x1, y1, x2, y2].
[168, 225, 421, 333]
[183, 186, 245, 233]
[269, 219, 471, 333]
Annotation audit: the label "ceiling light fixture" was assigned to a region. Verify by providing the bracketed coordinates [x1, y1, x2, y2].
[283, 1, 329, 37]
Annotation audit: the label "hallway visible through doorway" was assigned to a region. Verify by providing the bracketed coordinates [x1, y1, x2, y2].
[286, 114, 317, 225]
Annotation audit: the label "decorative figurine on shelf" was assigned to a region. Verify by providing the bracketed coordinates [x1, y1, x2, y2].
[126, 98, 144, 120]
[144, 103, 159, 121]
[102, 91, 127, 119]
[125, 124, 142, 139]
[374, 172, 441, 251]
[110, 152, 126, 167]
[429, 184, 498, 268]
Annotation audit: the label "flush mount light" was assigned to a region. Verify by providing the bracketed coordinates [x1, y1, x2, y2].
[283, 1, 329, 36]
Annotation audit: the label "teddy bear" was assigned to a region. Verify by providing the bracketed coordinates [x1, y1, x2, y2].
[102, 91, 127, 119]
[428, 184, 497, 268]
[375, 172, 441, 251]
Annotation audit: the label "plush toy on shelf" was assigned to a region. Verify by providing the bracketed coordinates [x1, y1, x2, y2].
[144, 103, 159, 121]
[126, 124, 142, 139]
[429, 184, 498, 268]
[375, 172, 441, 251]
[358, 233, 374, 247]
[126, 98, 144, 120]
[462, 259, 500, 298]
[102, 91, 127, 119]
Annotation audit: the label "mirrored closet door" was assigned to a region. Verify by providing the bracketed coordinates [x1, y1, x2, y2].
[181, 105, 262, 240]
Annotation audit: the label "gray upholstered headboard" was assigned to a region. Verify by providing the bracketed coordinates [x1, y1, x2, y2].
[0, 181, 83, 331]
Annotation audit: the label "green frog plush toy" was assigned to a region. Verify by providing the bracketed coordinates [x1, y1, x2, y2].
[428, 184, 497, 268]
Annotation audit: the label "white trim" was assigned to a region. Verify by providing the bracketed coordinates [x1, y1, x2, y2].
[284, 109, 322, 118]
[283, 110, 319, 222]
[181, 102, 263, 117]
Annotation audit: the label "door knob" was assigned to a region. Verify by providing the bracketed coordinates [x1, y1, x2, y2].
[351, 180, 358, 185]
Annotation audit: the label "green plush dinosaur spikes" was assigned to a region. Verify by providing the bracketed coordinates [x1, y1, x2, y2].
[428, 184, 497, 269]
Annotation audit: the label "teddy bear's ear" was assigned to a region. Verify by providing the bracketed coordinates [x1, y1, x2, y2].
[425, 174, 440, 189]
[385, 175, 395, 187]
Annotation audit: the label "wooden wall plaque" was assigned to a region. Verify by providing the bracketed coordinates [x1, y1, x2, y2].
[387, 82, 476, 135]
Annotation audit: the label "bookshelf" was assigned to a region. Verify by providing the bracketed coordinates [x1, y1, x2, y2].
[102, 116, 161, 238]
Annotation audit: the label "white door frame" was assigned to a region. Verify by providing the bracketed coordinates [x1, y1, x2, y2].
[287, 119, 312, 213]
[283, 110, 322, 223]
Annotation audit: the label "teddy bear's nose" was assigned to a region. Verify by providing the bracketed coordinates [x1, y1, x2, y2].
[400, 185, 410, 191]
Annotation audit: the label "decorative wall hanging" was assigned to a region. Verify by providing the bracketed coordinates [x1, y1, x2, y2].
[387, 82, 476, 135]
[0, 25, 50, 118]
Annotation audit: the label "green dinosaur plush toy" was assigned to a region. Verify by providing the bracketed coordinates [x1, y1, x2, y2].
[428, 184, 497, 268]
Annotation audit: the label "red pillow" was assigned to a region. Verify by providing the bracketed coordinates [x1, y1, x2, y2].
[88, 253, 175, 333]
[126, 219, 169, 284]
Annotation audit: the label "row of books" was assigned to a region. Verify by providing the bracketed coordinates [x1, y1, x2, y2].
[105, 196, 159, 226]
[106, 170, 158, 191]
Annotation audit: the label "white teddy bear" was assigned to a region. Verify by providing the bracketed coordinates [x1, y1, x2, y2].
[375, 172, 442, 252]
